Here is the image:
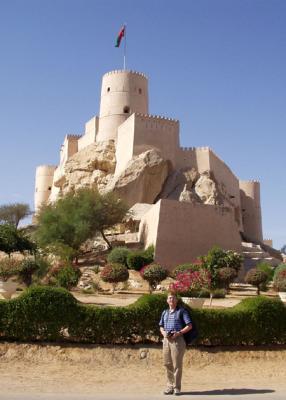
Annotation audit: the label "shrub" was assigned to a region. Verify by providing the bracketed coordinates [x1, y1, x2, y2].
[170, 269, 211, 297]
[257, 262, 274, 291]
[143, 245, 155, 264]
[140, 264, 167, 293]
[55, 265, 81, 290]
[18, 258, 41, 287]
[0, 289, 286, 345]
[201, 246, 243, 292]
[172, 262, 201, 278]
[100, 263, 129, 293]
[245, 268, 268, 295]
[273, 268, 286, 292]
[0, 257, 21, 281]
[218, 267, 237, 292]
[127, 251, 148, 270]
[107, 247, 131, 267]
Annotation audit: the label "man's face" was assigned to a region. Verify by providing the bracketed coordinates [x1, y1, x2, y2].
[167, 294, 178, 308]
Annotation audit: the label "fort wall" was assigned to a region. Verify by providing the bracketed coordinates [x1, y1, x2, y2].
[97, 70, 148, 142]
[139, 199, 242, 270]
[239, 180, 263, 242]
[78, 116, 98, 151]
[115, 114, 135, 175]
[115, 113, 179, 175]
[34, 165, 56, 213]
[60, 134, 80, 166]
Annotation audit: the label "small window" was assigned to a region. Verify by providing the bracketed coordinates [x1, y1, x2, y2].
[123, 106, 130, 114]
[230, 195, 235, 199]
[139, 88, 142, 94]
[242, 208, 246, 212]
[48, 186, 52, 191]
[107, 87, 110, 92]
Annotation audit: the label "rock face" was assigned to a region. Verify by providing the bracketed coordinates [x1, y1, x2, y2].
[55, 141, 116, 195]
[159, 168, 229, 206]
[104, 149, 169, 207]
[194, 171, 224, 205]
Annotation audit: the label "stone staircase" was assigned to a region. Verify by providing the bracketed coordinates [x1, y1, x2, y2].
[242, 241, 281, 273]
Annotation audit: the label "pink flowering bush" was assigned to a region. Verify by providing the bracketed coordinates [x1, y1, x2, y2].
[169, 269, 211, 297]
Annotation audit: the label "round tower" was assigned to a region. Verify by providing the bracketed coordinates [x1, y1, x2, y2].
[96, 70, 148, 142]
[34, 165, 56, 213]
[239, 180, 263, 242]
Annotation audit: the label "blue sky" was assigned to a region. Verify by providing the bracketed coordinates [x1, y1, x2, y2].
[0, 0, 285, 249]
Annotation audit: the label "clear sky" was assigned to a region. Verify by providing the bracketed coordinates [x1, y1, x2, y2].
[0, 0, 285, 249]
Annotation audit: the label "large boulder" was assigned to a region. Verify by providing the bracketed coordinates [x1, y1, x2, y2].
[104, 149, 169, 207]
[57, 141, 116, 194]
[194, 171, 224, 205]
[158, 167, 200, 200]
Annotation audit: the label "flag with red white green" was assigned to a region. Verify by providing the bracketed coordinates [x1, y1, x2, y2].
[115, 26, 125, 47]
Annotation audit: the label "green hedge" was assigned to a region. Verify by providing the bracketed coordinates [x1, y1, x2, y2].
[0, 286, 286, 345]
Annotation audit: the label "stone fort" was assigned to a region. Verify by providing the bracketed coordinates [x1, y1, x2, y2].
[34, 69, 281, 272]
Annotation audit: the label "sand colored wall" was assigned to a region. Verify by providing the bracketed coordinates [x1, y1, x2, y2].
[175, 147, 211, 171]
[132, 114, 179, 166]
[34, 165, 56, 213]
[139, 199, 242, 270]
[115, 114, 135, 175]
[208, 150, 242, 228]
[239, 180, 263, 242]
[97, 70, 148, 142]
[78, 116, 99, 151]
[138, 201, 161, 249]
[60, 135, 80, 166]
[115, 113, 179, 175]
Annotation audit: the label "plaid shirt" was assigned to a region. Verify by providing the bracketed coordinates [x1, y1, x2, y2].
[159, 307, 192, 333]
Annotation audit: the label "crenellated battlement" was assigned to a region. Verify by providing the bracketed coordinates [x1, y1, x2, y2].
[180, 146, 210, 152]
[135, 113, 179, 124]
[240, 179, 260, 184]
[103, 70, 148, 79]
[66, 134, 82, 140]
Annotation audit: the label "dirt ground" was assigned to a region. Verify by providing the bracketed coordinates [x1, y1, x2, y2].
[0, 343, 285, 396]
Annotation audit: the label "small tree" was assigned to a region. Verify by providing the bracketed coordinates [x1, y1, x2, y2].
[140, 264, 167, 293]
[218, 267, 237, 293]
[18, 258, 41, 287]
[100, 263, 129, 294]
[200, 246, 243, 304]
[0, 224, 36, 256]
[35, 189, 128, 262]
[0, 203, 31, 228]
[256, 262, 274, 291]
[245, 268, 268, 295]
[0, 258, 21, 281]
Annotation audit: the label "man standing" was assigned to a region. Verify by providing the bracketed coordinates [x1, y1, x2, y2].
[159, 292, 193, 395]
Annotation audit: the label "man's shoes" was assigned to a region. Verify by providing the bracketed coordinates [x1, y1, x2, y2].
[163, 387, 174, 395]
[174, 388, 181, 396]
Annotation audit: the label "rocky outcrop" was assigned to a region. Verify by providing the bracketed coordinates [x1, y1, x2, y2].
[104, 149, 169, 207]
[55, 141, 116, 195]
[158, 167, 199, 201]
[194, 171, 224, 205]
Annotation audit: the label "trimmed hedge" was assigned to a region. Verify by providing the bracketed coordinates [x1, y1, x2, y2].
[0, 287, 286, 345]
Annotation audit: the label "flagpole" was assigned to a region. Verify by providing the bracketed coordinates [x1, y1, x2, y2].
[124, 23, 127, 70]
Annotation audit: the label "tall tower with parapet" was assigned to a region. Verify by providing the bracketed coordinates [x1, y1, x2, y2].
[96, 70, 148, 142]
[34, 165, 56, 213]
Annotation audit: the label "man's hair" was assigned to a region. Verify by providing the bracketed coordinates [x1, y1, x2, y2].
[167, 290, 178, 298]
